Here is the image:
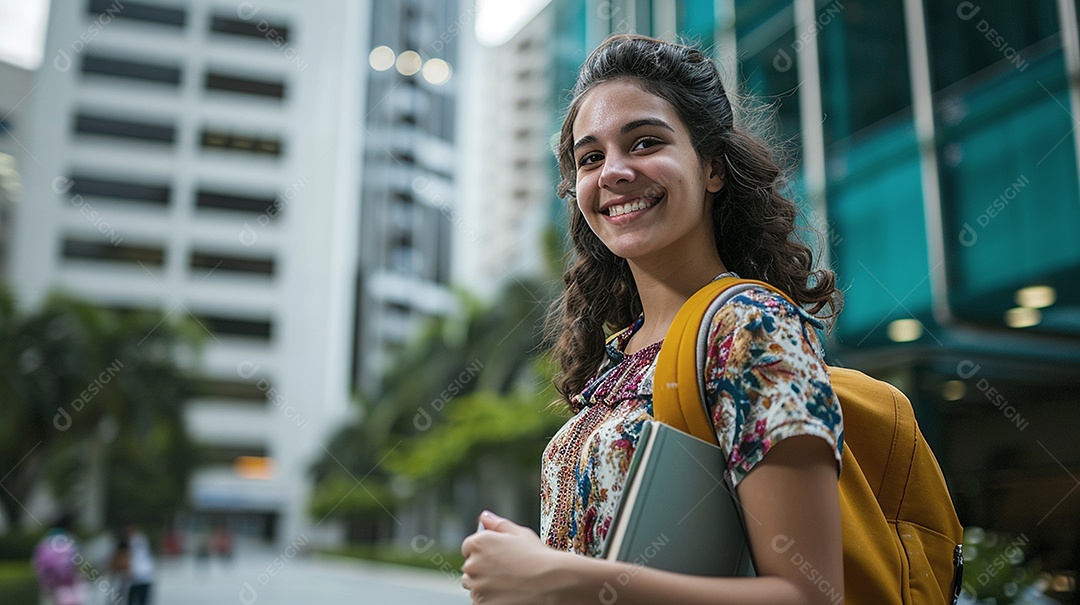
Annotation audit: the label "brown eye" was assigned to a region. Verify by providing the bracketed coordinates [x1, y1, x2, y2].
[577, 151, 602, 168]
[632, 137, 662, 151]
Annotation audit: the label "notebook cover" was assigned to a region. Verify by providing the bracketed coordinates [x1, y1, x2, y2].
[603, 420, 754, 577]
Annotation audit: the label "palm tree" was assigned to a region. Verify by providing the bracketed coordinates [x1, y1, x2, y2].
[0, 288, 202, 530]
[310, 275, 566, 543]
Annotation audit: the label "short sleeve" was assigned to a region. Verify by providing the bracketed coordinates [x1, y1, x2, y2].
[702, 288, 843, 487]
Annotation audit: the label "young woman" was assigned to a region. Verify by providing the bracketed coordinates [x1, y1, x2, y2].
[461, 34, 845, 605]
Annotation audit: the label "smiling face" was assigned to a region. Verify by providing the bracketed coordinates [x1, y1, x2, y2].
[571, 79, 724, 265]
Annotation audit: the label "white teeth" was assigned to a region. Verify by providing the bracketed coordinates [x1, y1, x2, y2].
[606, 197, 658, 217]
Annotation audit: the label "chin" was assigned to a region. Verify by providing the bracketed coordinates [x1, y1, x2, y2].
[604, 241, 658, 262]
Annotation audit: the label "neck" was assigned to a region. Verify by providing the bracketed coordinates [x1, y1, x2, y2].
[625, 249, 728, 351]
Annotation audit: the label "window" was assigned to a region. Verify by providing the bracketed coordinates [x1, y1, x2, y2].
[205, 71, 286, 99]
[88, 0, 186, 27]
[74, 113, 176, 144]
[190, 250, 275, 275]
[391, 198, 414, 231]
[202, 445, 268, 466]
[390, 245, 415, 274]
[201, 129, 282, 156]
[435, 209, 451, 285]
[62, 238, 165, 266]
[735, 0, 801, 151]
[68, 174, 170, 204]
[82, 54, 182, 85]
[193, 377, 268, 402]
[386, 301, 410, 315]
[196, 189, 278, 214]
[196, 313, 273, 339]
[209, 15, 290, 42]
[425, 94, 455, 142]
[924, 0, 1058, 93]
[817, 0, 911, 145]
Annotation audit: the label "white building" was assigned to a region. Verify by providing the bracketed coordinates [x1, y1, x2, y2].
[0, 59, 33, 278]
[457, 4, 556, 298]
[11, 0, 370, 547]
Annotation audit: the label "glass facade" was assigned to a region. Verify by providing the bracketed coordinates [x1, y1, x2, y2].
[818, 0, 911, 146]
[817, 0, 925, 342]
[734, 0, 802, 151]
[548, 1, 1080, 592]
[936, 47, 1080, 334]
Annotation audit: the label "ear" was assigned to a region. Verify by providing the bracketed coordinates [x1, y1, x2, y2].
[705, 158, 725, 193]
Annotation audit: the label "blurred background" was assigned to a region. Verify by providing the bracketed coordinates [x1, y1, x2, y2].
[0, 0, 1078, 603]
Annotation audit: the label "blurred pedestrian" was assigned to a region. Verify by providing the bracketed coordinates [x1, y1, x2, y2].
[193, 530, 211, 567]
[210, 524, 233, 562]
[160, 526, 182, 559]
[125, 524, 154, 605]
[107, 530, 130, 602]
[33, 514, 88, 605]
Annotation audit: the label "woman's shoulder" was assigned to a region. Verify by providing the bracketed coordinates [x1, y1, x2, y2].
[706, 284, 824, 340]
[697, 284, 830, 373]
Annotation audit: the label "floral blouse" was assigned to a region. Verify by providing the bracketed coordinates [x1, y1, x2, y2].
[540, 285, 844, 557]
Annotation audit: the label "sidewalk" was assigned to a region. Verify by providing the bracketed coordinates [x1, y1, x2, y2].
[155, 549, 469, 605]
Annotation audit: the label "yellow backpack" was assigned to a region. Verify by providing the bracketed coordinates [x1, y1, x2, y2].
[653, 277, 964, 604]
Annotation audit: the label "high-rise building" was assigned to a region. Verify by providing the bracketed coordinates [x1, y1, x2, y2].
[11, 0, 370, 546]
[353, 0, 464, 393]
[458, 4, 556, 297]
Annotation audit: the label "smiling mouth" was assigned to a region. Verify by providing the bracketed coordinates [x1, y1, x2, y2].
[604, 196, 662, 217]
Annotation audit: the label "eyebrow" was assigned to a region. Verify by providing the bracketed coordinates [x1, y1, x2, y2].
[572, 118, 676, 153]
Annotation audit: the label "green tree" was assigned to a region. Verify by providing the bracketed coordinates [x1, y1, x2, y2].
[0, 288, 202, 529]
[310, 276, 566, 540]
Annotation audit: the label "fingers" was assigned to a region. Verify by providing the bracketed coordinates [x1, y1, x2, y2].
[460, 573, 480, 603]
[481, 510, 533, 535]
[461, 532, 480, 558]
[479, 510, 505, 531]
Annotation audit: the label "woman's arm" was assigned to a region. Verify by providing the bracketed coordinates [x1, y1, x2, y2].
[461, 434, 843, 605]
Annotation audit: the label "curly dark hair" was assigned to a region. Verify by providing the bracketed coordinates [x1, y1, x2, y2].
[548, 34, 842, 409]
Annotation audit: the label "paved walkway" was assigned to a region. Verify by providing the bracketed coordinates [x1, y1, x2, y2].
[154, 552, 470, 605]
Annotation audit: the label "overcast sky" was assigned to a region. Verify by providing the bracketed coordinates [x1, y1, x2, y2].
[0, 0, 550, 71]
[0, 0, 49, 70]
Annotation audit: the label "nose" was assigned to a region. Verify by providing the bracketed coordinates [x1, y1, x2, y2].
[598, 150, 634, 190]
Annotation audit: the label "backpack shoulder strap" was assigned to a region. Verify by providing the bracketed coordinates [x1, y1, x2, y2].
[654, 277, 796, 446]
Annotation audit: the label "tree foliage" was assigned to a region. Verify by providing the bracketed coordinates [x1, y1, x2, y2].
[309, 276, 568, 531]
[0, 286, 203, 529]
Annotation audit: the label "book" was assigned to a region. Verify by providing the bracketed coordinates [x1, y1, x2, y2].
[602, 420, 755, 577]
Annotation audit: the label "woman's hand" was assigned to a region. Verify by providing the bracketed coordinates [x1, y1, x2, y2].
[460, 510, 568, 605]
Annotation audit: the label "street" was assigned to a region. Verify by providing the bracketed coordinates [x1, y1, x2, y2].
[154, 552, 470, 605]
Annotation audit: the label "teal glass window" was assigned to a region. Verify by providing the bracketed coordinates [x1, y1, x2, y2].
[827, 122, 931, 343]
[938, 52, 1080, 333]
[817, 0, 912, 146]
[679, 0, 718, 44]
[924, 0, 1058, 93]
[735, 0, 801, 152]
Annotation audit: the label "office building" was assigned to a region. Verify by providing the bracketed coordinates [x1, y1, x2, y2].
[11, 0, 369, 546]
[458, 4, 556, 297]
[353, 0, 463, 393]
